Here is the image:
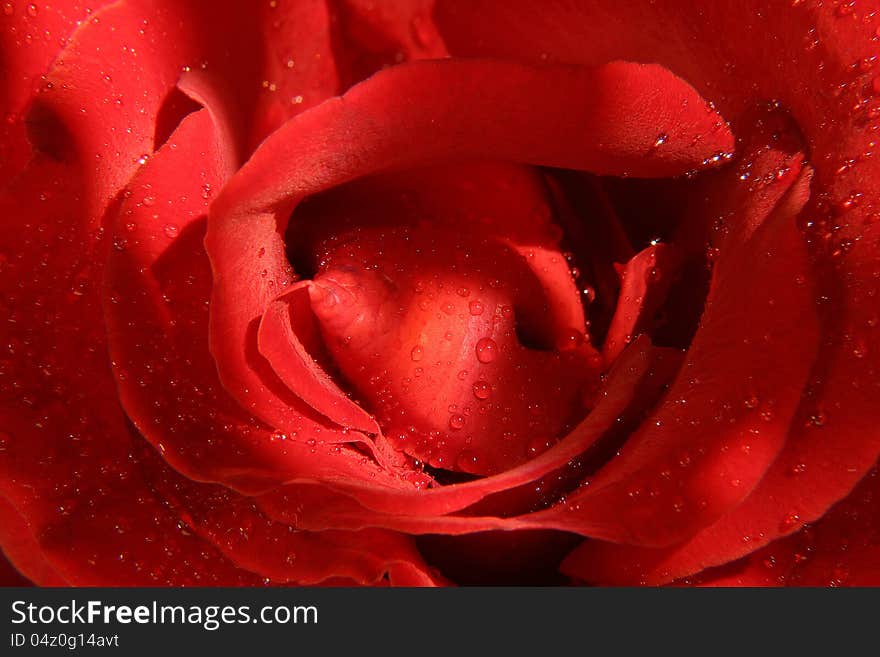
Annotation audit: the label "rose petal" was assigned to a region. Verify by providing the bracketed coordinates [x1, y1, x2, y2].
[602, 243, 681, 364]
[245, 0, 343, 148]
[330, 0, 447, 87]
[662, 465, 880, 587]
[0, 0, 425, 584]
[0, 148, 270, 584]
[556, 130, 849, 583]
[257, 282, 381, 434]
[544, 172, 634, 345]
[434, 0, 880, 560]
[136, 442, 441, 586]
[290, 160, 592, 351]
[0, 496, 66, 585]
[521, 164, 818, 546]
[289, 161, 605, 477]
[308, 226, 599, 474]
[256, 338, 682, 529]
[104, 95, 405, 493]
[0, 0, 113, 180]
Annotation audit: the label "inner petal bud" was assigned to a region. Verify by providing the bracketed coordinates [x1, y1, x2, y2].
[307, 223, 601, 475]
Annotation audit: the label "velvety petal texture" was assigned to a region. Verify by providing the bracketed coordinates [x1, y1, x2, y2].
[0, 0, 438, 585]
[433, 0, 879, 583]
[1, 0, 877, 586]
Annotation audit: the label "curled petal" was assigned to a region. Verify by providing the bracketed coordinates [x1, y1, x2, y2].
[257, 338, 683, 528]
[602, 243, 681, 365]
[257, 283, 380, 434]
[521, 165, 818, 546]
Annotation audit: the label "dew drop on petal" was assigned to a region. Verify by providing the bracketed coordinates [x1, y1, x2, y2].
[475, 337, 497, 363]
[527, 436, 551, 456]
[779, 511, 801, 532]
[556, 328, 585, 351]
[456, 449, 479, 471]
[472, 380, 491, 400]
[852, 340, 868, 359]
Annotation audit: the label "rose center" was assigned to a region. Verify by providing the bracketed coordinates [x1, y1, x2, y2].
[304, 220, 601, 476]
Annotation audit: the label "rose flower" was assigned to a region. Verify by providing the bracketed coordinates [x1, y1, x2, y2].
[0, 0, 877, 586]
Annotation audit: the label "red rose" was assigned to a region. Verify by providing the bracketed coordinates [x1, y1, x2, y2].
[0, 0, 877, 586]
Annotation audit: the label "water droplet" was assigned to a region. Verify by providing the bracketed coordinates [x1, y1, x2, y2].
[834, 0, 854, 17]
[469, 300, 484, 316]
[448, 414, 465, 431]
[410, 345, 423, 362]
[475, 337, 497, 363]
[163, 224, 178, 238]
[527, 436, 551, 456]
[26, 3, 37, 17]
[142, 194, 155, 206]
[2, 3, 13, 16]
[852, 340, 868, 359]
[456, 449, 478, 471]
[653, 133, 669, 147]
[807, 410, 827, 427]
[472, 380, 491, 400]
[779, 511, 800, 531]
[556, 328, 585, 351]
[456, 369, 468, 381]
